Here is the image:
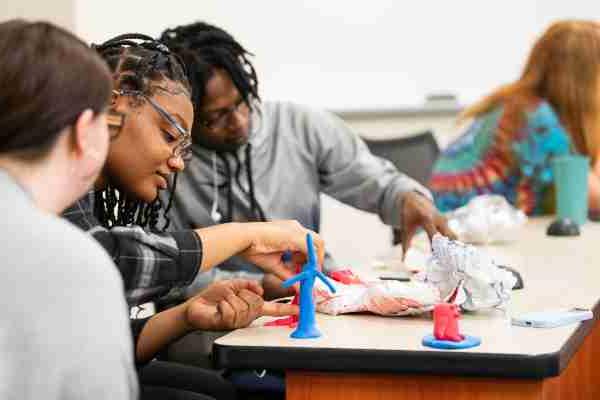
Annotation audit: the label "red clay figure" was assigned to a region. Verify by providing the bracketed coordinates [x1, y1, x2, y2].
[433, 303, 463, 342]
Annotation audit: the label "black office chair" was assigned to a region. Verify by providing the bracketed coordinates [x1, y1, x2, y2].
[363, 131, 440, 245]
[363, 130, 439, 186]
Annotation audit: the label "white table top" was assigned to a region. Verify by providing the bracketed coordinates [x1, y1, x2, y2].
[214, 217, 600, 377]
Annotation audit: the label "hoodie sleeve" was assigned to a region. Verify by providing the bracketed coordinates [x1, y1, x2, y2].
[296, 105, 432, 228]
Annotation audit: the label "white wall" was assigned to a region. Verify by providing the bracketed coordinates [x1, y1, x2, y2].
[74, 0, 599, 110]
[4, 1, 599, 110]
[0, 0, 74, 30]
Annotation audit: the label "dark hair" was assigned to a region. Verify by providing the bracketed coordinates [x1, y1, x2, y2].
[159, 22, 260, 116]
[0, 20, 112, 160]
[92, 33, 190, 231]
[93, 33, 191, 98]
[160, 24, 268, 223]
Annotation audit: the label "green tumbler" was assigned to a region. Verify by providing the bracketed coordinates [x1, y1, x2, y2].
[551, 155, 589, 225]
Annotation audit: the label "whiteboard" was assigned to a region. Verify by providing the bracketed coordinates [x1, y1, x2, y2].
[75, 0, 600, 110]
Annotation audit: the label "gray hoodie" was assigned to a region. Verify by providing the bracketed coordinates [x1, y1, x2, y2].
[165, 101, 430, 292]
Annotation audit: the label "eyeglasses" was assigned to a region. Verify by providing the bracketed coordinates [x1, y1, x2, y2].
[199, 97, 249, 131]
[111, 89, 193, 161]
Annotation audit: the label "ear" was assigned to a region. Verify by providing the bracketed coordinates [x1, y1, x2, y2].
[107, 92, 129, 138]
[72, 108, 109, 167]
[72, 109, 97, 159]
[58, 109, 108, 199]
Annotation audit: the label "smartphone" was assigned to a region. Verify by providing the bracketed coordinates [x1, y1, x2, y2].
[511, 308, 593, 328]
[379, 271, 411, 282]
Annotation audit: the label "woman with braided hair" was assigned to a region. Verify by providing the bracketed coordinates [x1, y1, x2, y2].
[62, 33, 325, 400]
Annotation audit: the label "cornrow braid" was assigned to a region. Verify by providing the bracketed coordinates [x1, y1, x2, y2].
[93, 33, 191, 97]
[159, 22, 259, 116]
[92, 33, 189, 232]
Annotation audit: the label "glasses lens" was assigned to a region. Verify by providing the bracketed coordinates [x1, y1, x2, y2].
[203, 99, 249, 130]
[174, 139, 192, 161]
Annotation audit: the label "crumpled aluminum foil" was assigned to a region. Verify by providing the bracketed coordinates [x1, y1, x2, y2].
[418, 234, 516, 311]
[447, 195, 527, 244]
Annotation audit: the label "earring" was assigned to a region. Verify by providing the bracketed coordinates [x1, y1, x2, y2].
[211, 208, 222, 223]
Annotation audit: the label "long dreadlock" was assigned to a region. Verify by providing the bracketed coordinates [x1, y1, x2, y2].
[159, 22, 260, 116]
[159, 23, 268, 223]
[93, 33, 190, 231]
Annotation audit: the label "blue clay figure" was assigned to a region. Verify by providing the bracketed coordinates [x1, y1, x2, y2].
[282, 234, 336, 338]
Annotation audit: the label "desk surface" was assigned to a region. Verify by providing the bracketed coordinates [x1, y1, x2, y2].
[214, 218, 600, 378]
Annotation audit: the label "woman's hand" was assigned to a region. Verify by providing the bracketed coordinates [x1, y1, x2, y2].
[261, 273, 297, 300]
[588, 170, 600, 213]
[239, 220, 325, 281]
[185, 279, 299, 330]
[135, 279, 298, 363]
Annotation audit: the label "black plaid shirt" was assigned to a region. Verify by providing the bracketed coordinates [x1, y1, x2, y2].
[62, 192, 202, 307]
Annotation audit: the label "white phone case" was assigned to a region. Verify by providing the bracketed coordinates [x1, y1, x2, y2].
[511, 309, 593, 328]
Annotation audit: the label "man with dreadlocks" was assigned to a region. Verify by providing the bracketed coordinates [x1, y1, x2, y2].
[159, 22, 456, 297]
[61, 33, 325, 400]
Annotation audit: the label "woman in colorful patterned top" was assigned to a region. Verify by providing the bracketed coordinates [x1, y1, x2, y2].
[430, 20, 600, 215]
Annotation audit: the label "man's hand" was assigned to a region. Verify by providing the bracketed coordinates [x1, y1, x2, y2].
[400, 192, 457, 259]
[185, 279, 299, 330]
